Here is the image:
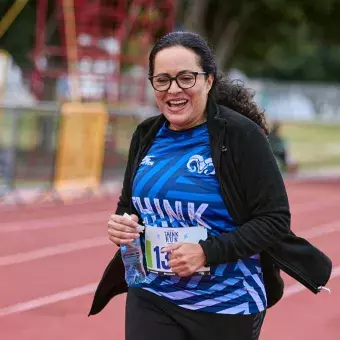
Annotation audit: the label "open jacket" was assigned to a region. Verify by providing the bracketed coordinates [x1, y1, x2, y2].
[89, 99, 332, 316]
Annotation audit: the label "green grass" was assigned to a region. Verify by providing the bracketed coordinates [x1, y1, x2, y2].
[281, 121, 340, 170]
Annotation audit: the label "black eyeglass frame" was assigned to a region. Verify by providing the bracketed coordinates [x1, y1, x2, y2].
[148, 71, 207, 92]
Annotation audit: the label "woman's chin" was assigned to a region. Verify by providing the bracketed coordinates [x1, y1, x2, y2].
[166, 113, 187, 125]
[168, 116, 195, 130]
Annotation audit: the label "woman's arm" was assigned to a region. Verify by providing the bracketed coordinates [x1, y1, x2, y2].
[200, 126, 291, 265]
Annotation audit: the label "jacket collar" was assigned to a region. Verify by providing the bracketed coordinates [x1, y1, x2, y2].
[206, 98, 226, 140]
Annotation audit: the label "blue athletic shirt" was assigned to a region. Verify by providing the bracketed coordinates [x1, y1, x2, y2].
[131, 122, 267, 314]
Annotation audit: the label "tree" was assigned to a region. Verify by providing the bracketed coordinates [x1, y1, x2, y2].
[177, 0, 340, 81]
[1, 0, 340, 82]
[0, 0, 36, 68]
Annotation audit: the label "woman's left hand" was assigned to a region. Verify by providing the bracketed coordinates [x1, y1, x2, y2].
[162, 243, 207, 277]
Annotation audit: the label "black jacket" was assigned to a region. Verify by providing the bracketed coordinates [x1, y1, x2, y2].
[89, 100, 332, 316]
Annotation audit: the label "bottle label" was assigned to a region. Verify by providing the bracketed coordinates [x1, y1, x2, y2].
[144, 226, 210, 276]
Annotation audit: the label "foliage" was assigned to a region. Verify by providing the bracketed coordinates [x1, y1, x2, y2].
[0, 0, 36, 68]
[1, 0, 340, 82]
[178, 0, 340, 81]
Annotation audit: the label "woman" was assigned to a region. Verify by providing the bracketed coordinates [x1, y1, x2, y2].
[89, 32, 331, 340]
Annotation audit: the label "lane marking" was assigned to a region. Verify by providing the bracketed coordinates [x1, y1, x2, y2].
[284, 266, 340, 298]
[0, 211, 109, 234]
[0, 219, 339, 267]
[0, 266, 339, 317]
[0, 237, 110, 266]
[0, 195, 339, 234]
[0, 207, 338, 316]
[0, 284, 97, 317]
[299, 220, 340, 239]
[292, 197, 340, 214]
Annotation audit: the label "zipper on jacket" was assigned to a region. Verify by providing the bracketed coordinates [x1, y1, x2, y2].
[268, 252, 321, 293]
[214, 131, 239, 221]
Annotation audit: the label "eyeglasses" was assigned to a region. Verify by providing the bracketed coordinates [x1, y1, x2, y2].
[148, 71, 207, 92]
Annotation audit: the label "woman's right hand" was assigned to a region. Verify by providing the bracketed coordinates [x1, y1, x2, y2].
[108, 213, 140, 245]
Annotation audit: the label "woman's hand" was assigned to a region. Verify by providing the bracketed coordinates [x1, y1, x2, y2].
[108, 214, 140, 245]
[162, 243, 207, 277]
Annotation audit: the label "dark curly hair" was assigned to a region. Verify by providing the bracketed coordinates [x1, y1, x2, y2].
[149, 31, 268, 135]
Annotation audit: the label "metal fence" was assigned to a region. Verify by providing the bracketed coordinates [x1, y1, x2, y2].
[0, 103, 58, 195]
[249, 79, 340, 122]
[0, 102, 157, 202]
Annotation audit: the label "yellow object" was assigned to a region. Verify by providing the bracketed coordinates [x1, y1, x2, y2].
[0, 49, 9, 102]
[54, 102, 109, 191]
[0, 50, 9, 130]
[0, 0, 30, 38]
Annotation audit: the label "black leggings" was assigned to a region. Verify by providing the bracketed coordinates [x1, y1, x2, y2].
[125, 288, 266, 340]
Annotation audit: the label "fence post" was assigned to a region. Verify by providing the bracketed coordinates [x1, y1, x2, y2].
[0, 107, 20, 203]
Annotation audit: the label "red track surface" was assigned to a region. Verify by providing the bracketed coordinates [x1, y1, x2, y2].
[0, 179, 339, 339]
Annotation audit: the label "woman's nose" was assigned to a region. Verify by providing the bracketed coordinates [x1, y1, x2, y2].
[167, 79, 182, 94]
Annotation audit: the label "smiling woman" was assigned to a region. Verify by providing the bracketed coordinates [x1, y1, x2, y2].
[90, 31, 332, 340]
[148, 31, 268, 134]
[148, 46, 214, 131]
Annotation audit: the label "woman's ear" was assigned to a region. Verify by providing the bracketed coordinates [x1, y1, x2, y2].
[207, 74, 214, 92]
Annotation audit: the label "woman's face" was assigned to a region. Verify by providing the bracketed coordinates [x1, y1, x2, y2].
[152, 46, 214, 131]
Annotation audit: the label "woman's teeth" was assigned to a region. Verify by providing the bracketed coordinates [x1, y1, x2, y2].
[167, 100, 188, 107]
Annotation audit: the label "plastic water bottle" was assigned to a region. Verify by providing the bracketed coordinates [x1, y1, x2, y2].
[120, 213, 146, 285]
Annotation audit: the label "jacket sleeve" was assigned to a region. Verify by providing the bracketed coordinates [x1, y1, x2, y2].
[199, 126, 291, 264]
[115, 129, 139, 216]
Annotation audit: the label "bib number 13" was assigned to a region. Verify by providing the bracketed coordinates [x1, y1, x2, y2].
[146, 241, 171, 271]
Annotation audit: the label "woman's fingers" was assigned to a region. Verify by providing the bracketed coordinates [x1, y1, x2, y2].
[108, 227, 139, 239]
[107, 213, 141, 244]
[129, 214, 140, 222]
[112, 214, 139, 227]
[108, 214, 139, 232]
[108, 219, 138, 234]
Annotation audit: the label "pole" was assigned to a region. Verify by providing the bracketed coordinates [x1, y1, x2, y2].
[0, 0, 30, 38]
[62, 0, 80, 101]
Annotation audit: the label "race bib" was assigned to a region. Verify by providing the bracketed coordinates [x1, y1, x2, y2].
[145, 226, 210, 276]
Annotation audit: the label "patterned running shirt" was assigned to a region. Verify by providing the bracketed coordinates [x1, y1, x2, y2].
[131, 122, 267, 314]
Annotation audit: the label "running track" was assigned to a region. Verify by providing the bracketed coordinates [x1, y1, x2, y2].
[0, 179, 339, 339]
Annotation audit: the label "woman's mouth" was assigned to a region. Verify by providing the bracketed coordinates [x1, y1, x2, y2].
[166, 99, 189, 110]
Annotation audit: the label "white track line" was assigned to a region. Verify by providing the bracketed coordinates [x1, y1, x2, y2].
[0, 195, 339, 234]
[292, 197, 340, 214]
[0, 237, 110, 266]
[0, 216, 338, 316]
[0, 284, 97, 317]
[0, 211, 109, 234]
[0, 266, 339, 318]
[0, 220, 339, 267]
[284, 266, 340, 298]
[299, 220, 340, 239]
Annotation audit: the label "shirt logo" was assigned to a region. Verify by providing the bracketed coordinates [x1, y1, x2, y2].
[187, 154, 215, 175]
[141, 156, 155, 166]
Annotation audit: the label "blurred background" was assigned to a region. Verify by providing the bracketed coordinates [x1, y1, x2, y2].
[0, 1, 339, 340]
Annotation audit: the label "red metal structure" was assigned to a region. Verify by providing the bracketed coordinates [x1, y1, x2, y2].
[31, 0, 176, 103]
